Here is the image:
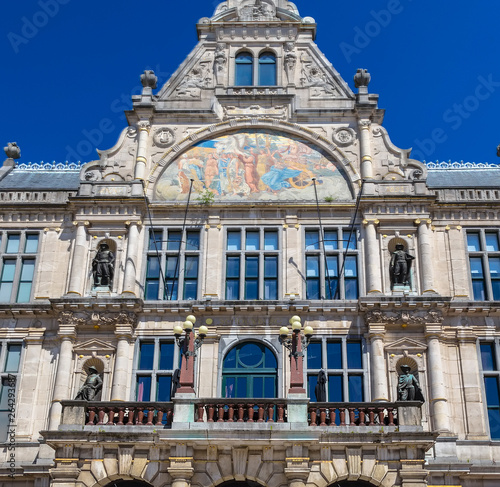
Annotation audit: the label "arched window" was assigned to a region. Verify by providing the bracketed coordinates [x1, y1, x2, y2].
[222, 341, 277, 398]
[235, 52, 253, 86]
[258, 52, 276, 86]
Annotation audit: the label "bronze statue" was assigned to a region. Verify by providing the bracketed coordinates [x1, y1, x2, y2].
[390, 243, 414, 288]
[497, 144, 500, 157]
[92, 243, 115, 287]
[398, 365, 424, 402]
[75, 366, 103, 401]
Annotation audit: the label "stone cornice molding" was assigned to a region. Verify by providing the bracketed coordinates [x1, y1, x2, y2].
[366, 309, 443, 325]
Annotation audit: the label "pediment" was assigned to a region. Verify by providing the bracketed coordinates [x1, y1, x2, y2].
[385, 337, 427, 353]
[74, 338, 116, 354]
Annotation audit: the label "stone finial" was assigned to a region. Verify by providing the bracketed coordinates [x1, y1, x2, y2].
[354, 69, 371, 89]
[140, 70, 158, 92]
[4, 142, 21, 160]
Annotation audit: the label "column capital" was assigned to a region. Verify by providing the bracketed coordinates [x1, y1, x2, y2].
[362, 218, 379, 226]
[368, 323, 386, 337]
[168, 457, 194, 480]
[114, 324, 134, 340]
[57, 324, 77, 340]
[425, 324, 443, 338]
[358, 119, 371, 130]
[137, 120, 151, 133]
[25, 327, 46, 344]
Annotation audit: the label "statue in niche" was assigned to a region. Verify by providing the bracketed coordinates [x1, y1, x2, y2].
[389, 243, 414, 288]
[92, 243, 115, 288]
[398, 365, 424, 402]
[75, 366, 103, 401]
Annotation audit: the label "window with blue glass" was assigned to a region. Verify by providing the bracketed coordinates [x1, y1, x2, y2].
[480, 342, 500, 439]
[134, 339, 179, 402]
[144, 228, 201, 301]
[0, 342, 22, 441]
[235, 52, 253, 86]
[307, 337, 366, 404]
[258, 52, 277, 86]
[305, 228, 359, 300]
[0, 232, 39, 303]
[222, 342, 277, 398]
[225, 228, 280, 300]
[467, 230, 500, 301]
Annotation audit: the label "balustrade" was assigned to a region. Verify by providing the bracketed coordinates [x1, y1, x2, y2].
[308, 403, 397, 427]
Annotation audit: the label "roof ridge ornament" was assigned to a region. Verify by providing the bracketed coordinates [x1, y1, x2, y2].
[425, 160, 500, 170]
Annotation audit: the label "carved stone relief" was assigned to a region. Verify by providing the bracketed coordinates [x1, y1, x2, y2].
[222, 104, 287, 119]
[284, 42, 296, 85]
[175, 56, 213, 99]
[214, 43, 227, 85]
[366, 309, 443, 325]
[58, 310, 137, 327]
[153, 127, 175, 148]
[239, 0, 277, 21]
[333, 127, 356, 147]
[300, 53, 339, 98]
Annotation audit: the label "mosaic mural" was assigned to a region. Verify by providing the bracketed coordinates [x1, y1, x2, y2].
[154, 130, 353, 202]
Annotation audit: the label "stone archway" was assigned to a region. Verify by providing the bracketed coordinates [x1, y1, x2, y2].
[102, 480, 152, 487]
[329, 481, 376, 487]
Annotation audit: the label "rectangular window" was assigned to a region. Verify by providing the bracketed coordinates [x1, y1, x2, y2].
[306, 337, 366, 404]
[305, 228, 359, 300]
[134, 339, 179, 403]
[0, 342, 22, 441]
[0, 232, 39, 303]
[224, 228, 280, 300]
[467, 230, 500, 301]
[480, 341, 500, 439]
[144, 228, 201, 301]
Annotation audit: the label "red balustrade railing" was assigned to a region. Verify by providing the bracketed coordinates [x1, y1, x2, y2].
[195, 399, 287, 423]
[308, 403, 397, 427]
[61, 401, 174, 427]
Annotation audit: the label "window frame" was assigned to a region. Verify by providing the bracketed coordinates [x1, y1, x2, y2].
[479, 338, 500, 440]
[132, 338, 181, 402]
[224, 227, 281, 300]
[144, 227, 202, 301]
[466, 229, 500, 301]
[233, 49, 278, 87]
[0, 341, 23, 443]
[0, 231, 40, 304]
[306, 336, 368, 403]
[304, 227, 360, 300]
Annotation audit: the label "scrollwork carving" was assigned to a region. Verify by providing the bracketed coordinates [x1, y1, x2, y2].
[58, 311, 137, 327]
[366, 309, 443, 325]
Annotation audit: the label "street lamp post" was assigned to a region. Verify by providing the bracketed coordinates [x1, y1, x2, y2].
[173, 315, 208, 395]
[279, 316, 313, 395]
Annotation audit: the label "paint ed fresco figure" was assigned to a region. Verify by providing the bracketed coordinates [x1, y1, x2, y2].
[155, 130, 353, 202]
[75, 366, 103, 401]
[390, 243, 414, 288]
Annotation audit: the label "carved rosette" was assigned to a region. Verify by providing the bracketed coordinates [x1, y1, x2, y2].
[365, 309, 443, 325]
[153, 127, 175, 148]
[58, 311, 137, 327]
[333, 127, 356, 147]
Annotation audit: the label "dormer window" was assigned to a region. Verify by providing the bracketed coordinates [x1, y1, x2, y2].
[258, 52, 276, 86]
[235, 52, 253, 86]
[234, 51, 277, 86]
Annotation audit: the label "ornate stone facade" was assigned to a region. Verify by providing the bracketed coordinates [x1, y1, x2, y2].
[1, 1, 500, 487]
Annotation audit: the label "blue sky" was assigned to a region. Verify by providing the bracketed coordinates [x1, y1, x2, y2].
[0, 0, 499, 165]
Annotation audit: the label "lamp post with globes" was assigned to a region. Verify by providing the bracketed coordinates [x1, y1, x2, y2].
[279, 316, 313, 395]
[173, 315, 208, 395]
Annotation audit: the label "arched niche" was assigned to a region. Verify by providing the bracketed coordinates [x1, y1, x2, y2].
[102, 480, 152, 487]
[148, 122, 360, 203]
[328, 481, 377, 487]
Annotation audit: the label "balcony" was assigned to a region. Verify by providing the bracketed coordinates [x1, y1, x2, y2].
[59, 399, 423, 431]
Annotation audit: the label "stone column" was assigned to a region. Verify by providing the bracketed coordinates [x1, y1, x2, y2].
[358, 119, 373, 180]
[111, 324, 133, 401]
[122, 221, 141, 296]
[426, 325, 451, 433]
[416, 219, 436, 293]
[48, 324, 76, 430]
[16, 328, 45, 440]
[363, 219, 382, 293]
[134, 121, 150, 180]
[457, 327, 488, 439]
[67, 221, 89, 295]
[368, 324, 389, 402]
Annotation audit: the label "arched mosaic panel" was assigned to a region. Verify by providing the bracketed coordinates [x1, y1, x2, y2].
[154, 129, 353, 202]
